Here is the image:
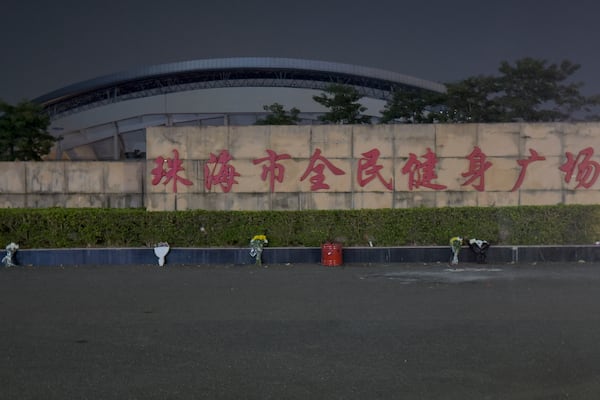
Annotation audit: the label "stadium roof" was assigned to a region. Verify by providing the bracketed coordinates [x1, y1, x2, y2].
[34, 57, 448, 160]
[35, 57, 446, 119]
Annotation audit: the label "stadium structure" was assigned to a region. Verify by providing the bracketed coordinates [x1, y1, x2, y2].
[34, 57, 446, 161]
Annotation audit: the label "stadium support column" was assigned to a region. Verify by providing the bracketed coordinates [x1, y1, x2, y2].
[113, 122, 120, 160]
[52, 127, 64, 160]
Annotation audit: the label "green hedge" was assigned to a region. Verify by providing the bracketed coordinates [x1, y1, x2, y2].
[0, 205, 598, 248]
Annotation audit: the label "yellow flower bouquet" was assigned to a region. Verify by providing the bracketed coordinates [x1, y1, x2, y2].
[249, 235, 268, 265]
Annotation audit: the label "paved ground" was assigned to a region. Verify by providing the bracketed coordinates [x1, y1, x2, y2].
[2, 261, 600, 399]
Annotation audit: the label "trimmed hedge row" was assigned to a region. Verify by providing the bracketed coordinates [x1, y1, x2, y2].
[0, 205, 598, 249]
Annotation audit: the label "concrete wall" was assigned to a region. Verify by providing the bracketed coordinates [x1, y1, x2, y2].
[145, 123, 600, 210]
[0, 162, 145, 208]
[1, 123, 599, 210]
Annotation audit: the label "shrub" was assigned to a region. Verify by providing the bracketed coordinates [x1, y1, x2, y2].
[0, 205, 597, 248]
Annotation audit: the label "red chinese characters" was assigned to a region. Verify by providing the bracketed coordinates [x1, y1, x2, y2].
[461, 146, 492, 192]
[357, 148, 393, 190]
[253, 149, 292, 192]
[150, 149, 193, 193]
[300, 148, 345, 191]
[511, 149, 546, 192]
[559, 147, 600, 189]
[153, 143, 599, 195]
[401, 148, 446, 190]
[204, 149, 240, 193]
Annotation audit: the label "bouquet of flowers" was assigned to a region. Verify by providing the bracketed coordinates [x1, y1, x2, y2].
[449, 236, 463, 265]
[153, 242, 170, 267]
[2, 242, 19, 267]
[249, 235, 268, 265]
[468, 238, 490, 263]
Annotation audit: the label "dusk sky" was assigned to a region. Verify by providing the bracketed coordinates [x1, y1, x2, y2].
[2, 0, 600, 105]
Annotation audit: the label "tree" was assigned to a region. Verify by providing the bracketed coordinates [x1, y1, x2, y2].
[379, 89, 446, 124]
[390, 58, 600, 123]
[313, 84, 371, 124]
[254, 103, 301, 125]
[439, 58, 600, 123]
[495, 58, 598, 121]
[0, 100, 56, 161]
[442, 75, 502, 123]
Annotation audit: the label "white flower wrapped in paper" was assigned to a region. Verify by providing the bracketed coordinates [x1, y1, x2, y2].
[153, 242, 170, 267]
[2, 242, 19, 267]
[469, 238, 488, 249]
[468, 238, 490, 263]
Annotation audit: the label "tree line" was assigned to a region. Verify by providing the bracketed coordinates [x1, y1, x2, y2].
[257, 57, 600, 125]
[2, 57, 599, 161]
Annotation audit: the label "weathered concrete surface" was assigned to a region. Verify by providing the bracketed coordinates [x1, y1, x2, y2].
[0, 161, 145, 208]
[2, 262, 600, 399]
[145, 123, 600, 210]
[1, 123, 599, 210]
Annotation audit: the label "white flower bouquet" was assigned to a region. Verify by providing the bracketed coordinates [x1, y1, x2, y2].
[449, 237, 463, 265]
[2, 242, 19, 267]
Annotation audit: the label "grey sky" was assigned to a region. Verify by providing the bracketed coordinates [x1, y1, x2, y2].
[2, 0, 600, 104]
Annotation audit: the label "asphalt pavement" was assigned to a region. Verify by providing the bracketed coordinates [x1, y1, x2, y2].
[2, 261, 600, 399]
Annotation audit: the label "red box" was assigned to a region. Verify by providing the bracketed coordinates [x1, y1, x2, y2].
[321, 242, 343, 267]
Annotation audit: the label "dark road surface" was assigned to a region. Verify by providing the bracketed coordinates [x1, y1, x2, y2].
[2, 262, 600, 399]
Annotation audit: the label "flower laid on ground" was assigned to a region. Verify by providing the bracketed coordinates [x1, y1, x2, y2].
[2, 242, 19, 267]
[153, 242, 170, 267]
[449, 236, 463, 265]
[249, 235, 268, 266]
[468, 238, 490, 264]
[469, 238, 488, 249]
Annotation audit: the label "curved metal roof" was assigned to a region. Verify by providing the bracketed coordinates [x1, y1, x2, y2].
[35, 57, 446, 118]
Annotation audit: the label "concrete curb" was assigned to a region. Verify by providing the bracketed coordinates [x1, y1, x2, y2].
[10, 245, 600, 267]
